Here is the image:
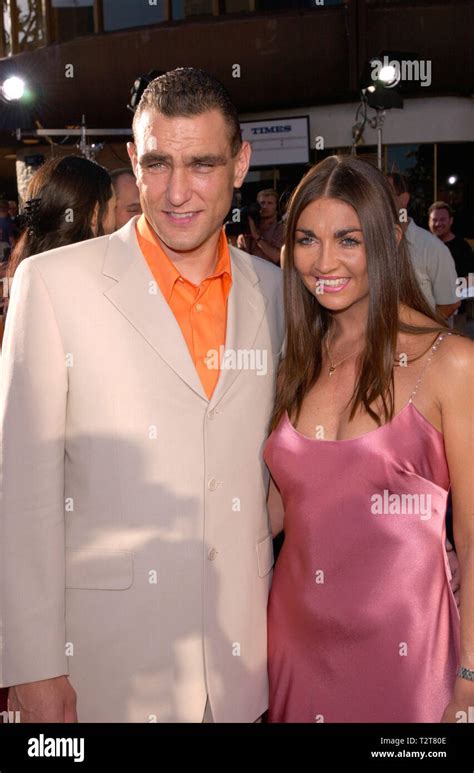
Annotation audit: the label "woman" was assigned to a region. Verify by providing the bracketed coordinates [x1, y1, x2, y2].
[6, 155, 115, 293]
[264, 155, 473, 722]
[1, 155, 115, 340]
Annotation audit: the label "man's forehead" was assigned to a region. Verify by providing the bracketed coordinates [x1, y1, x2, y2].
[135, 108, 230, 152]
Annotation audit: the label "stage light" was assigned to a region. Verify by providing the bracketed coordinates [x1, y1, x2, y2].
[127, 70, 165, 113]
[379, 65, 400, 88]
[1, 76, 25, 102]
[447, 175, 458, 186]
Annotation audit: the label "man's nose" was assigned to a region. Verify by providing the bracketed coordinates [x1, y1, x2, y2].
[166, 167, 192, 206]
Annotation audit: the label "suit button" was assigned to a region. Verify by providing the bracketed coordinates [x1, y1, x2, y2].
[208, 478, 219, 491]
[207, 409, 218, 420]
[208, 548, 218, 561]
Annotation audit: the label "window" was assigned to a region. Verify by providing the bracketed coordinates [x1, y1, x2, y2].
[1, 0, 12, 56]
[17, 0, 45, 52]
[51, 0, 94, 44]
[172, 0, 215, 20]
[102, 0, 166, 32]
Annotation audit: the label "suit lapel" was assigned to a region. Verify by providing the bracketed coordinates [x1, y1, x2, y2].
[102, 218, 208, 401]
[102, 222, 267, 406]
[209, 246, 268, 408]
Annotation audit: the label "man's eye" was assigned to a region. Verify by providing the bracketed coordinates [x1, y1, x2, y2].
[194, 163, 212, 169]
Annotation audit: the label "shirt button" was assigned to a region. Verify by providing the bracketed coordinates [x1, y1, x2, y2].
[208, 478, 219, 491]
[208, 548, 218, 561]
[195, 303, 203, 312]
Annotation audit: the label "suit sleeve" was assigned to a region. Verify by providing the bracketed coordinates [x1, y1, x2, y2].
[0, 258, 69, 687]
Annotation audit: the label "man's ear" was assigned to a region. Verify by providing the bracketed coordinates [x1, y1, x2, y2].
[233, 141, 251, 189]
[127, 142, 138, 176]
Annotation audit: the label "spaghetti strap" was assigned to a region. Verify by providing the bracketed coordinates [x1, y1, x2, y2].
[408, 331, 453, 404]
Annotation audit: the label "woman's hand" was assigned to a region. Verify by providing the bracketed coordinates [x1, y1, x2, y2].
[440, 677, 474, 722]
[446, 537, 461, 607]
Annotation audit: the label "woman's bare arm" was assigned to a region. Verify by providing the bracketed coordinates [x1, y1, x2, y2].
[267, 476, 285, 538]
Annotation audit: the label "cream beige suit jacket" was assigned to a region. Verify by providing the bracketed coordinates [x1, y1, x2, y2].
[0, 217, 284, 722]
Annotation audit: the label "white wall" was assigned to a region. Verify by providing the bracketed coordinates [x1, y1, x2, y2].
[240, 96, 474, 150]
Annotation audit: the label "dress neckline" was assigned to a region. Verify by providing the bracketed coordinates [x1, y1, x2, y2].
[284, 401, 443, 445]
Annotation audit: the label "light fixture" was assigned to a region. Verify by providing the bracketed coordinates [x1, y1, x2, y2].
[127, 70, 165, 113]
[447, 175, 458, 186]
[378, 65, 400, 89]
[1, 76, 26, 102]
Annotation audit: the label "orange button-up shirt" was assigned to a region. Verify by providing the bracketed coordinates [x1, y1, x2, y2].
[135, 214, 232, 399]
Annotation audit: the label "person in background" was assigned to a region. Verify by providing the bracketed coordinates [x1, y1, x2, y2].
[2, 156, 115, 331]
[429, 201, 473, 282]
[237, 189, 284, 266]
[387, 173, 460, 323]
[0, 199, 14, 254]
[7, 199, 21, 242]
[110, 167, 142, 229]
[7, 156, 115, 277]
[429, 201, 474, 334]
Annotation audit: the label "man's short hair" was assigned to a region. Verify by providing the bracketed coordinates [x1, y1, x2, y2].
[387, 172, 409, 196]
[429, 200, 453, 217]
[257, 189, 279, 201]
[132, 67, 242, 157]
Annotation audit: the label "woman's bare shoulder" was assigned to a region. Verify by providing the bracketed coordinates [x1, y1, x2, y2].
[431, 333, 474, 400]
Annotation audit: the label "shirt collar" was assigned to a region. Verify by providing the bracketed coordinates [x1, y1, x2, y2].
[135, 214, 231, 302]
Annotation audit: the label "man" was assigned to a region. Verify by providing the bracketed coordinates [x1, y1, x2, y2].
[237, 189, 284, 265]
[387, 174, 460, 321]
[0, 68, 284, 723]
[0, 199, 14, 258]
[7, 200, 18, 220]
[110, 168, 142, 229]
[428, 201, 473, 282]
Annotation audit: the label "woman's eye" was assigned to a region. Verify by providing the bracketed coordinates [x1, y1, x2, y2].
[341, 237, 360, 247]
[295, 237, 315, 246]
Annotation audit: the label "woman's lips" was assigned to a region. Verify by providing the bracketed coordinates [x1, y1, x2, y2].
[315, 277, 351, 294]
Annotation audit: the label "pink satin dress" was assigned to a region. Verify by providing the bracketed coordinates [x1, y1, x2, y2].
[263, 333, 460, 722]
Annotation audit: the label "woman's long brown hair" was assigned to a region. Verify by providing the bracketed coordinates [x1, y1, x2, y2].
[269, 155, 450, 433]
[7, 155, 112, 280]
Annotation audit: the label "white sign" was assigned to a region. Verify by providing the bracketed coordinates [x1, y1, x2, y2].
[241, 117, 310, 167]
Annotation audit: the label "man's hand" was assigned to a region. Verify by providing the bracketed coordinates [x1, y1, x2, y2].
[8, 676, 78, 723]
[236, 234, 249, 251]
[248, 217, 260, 241]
